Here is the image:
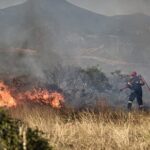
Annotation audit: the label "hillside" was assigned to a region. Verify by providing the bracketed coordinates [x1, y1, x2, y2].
[0, 0, 150, 73]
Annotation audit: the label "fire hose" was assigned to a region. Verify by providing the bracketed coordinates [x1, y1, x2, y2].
[120, 75, 150, 92]
[140, 75, 150, 92]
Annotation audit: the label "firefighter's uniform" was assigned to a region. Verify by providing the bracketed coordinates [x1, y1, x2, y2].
[127, 75, 145, 110]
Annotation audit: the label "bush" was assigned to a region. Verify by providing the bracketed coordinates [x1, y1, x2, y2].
[0, 110, 52, 150]
[26, 128, 51, 150]
[81, 66, 111, 91]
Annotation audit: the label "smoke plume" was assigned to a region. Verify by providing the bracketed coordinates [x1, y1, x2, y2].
[0, 0, 150, 108]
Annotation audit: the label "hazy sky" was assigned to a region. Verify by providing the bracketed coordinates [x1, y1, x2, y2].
[0, 0, 26, 9]
[67, 0, 150, 16]
[1, 0, 150, 16]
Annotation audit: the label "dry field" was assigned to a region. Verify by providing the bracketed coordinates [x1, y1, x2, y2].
[10, 105, 150, 150]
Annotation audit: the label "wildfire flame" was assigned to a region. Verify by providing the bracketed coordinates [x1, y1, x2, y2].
[21, 89, 64, 109]
[0, 81, 64, 109]
[0, 81, 17, 108]
[50, 92, 64, 108]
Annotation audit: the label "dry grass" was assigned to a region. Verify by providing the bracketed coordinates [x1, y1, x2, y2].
[10, 104, 150, 150]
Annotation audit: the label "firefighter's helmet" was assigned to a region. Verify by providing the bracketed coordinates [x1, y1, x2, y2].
[130, 71, 137, 77]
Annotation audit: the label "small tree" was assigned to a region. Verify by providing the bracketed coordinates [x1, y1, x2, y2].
[80, 66, 111, 92]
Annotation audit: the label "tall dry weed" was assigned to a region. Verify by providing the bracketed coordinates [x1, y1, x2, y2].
[10, 104, 150, 150]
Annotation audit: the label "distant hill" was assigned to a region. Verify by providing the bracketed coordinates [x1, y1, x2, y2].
[0, 0, 150, 71]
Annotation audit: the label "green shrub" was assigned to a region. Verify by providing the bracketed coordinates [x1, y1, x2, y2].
[81, 66, 111, 91]
[0, 110, 52, 150]
[26, 128, 51, 150]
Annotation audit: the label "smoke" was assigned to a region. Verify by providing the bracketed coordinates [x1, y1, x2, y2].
[66, 0, 150, 81]
[0, 0, 61, 79]
[1, 0, 150, 76]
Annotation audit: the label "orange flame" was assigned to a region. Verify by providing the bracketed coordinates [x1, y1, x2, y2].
[0, 81, 16, 108]
[0, 80, 64, 109]
[50, 92, 64, 108]
[19, 88, 64, 109]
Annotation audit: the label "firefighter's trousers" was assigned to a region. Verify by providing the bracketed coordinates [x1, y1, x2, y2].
[128, 90, 143, 110]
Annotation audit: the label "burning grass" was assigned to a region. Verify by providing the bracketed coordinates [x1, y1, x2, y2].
[10, 105, 150, 150]
[0, 81, 16, 107]
[0, 80, 64, 109]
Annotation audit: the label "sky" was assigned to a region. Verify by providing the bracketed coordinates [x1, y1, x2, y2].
[67, 0, 150, 16]
[0, 0, 26, 9]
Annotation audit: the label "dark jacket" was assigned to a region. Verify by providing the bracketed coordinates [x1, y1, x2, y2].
[127, 75, 145, 92]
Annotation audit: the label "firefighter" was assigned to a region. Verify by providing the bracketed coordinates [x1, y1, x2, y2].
[121, 71, 145, 110]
